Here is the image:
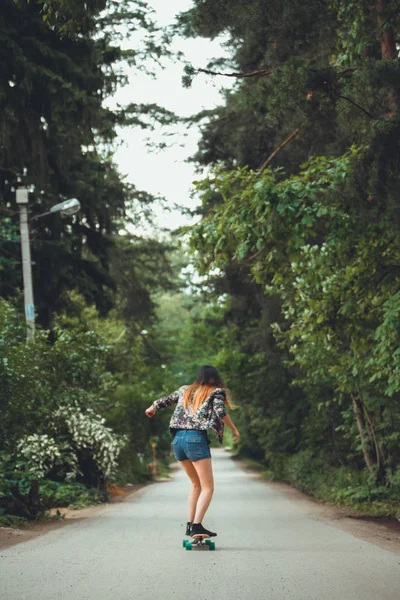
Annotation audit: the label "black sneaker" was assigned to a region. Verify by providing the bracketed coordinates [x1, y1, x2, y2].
[185, 521, 192, 536]
[190, 523, 217, 538]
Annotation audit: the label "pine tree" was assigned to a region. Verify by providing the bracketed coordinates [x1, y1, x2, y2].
[1, 0, 170, 328]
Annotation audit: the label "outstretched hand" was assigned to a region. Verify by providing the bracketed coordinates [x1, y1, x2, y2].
[145, 406, 155, 418]
[232, 428, 240, 443]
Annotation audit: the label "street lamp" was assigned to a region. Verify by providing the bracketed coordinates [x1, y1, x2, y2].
[31, 197, 81, 221]
[16, 187, 81, 338]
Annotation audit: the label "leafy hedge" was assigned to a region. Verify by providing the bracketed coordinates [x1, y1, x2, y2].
[249, 451, 400, 518]
[0, 300, 129, 519]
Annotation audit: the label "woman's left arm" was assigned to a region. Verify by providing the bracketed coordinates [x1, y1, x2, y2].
[213, 389, 227, 420]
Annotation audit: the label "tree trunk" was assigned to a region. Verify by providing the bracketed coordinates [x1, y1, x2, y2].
[377, 0, 397, 59]
[9, 480, 43, 520]
[352, 393, 376, 476]
[28, 480, 42, 514]
[357, 388, 388, 484]
[377, 0, 398, 115]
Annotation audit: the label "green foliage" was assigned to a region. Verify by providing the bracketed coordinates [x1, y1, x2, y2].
[1, 0, 174, 329]
[4, 0, 400, 523]
[0, 299, 109, 448]
[0, 514, 30, 528]
[40, 480, 106, 509]
[0, 298, 165, 518]
[259, 451, 400, 517]
[188, 146, 400, 484]
[178, 0, 400, 509]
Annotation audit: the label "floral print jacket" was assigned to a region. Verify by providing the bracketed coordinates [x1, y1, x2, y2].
[152, 386, 227, 444]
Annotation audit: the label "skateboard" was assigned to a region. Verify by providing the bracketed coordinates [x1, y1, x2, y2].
[182, 534, 216, 551]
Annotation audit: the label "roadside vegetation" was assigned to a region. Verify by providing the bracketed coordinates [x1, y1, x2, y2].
[176, 0, 400, 518]
[2, 0, 400, 525]
[0, 0, 178, 526]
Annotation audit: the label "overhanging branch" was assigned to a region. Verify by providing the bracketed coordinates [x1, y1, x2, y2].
[258, 128, 300, 172]
[196, 67, 274, 79]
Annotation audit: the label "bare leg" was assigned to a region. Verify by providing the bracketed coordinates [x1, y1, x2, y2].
[179, 459, 201, 522]
[192, 458, 214, 523]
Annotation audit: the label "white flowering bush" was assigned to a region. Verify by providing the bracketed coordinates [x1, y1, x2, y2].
[16, 408, 127, 483]
[0, 300, 156, 519]
[16, 434, 61, 479]
[16, 434, 80, 481]
[55, 406, 127, 479]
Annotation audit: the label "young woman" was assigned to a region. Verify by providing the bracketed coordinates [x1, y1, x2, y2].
[145, 365, 240, 538]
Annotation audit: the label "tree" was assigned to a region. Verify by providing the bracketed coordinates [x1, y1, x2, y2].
[177, 0, 400, 503]
[1, 0, 172, 328]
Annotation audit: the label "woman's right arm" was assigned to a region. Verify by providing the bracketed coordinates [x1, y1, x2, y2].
[145, 389, 181, 418]
[221, 414, 240, 442]
[213, 388, 240, 442]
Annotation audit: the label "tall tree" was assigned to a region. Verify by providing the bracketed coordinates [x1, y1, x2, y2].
[1, 0, 171, 328]
[178, 0, 400, 495]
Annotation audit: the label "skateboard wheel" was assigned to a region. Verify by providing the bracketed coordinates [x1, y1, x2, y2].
[183, 539, 188, 547]
[185, 543, 192, 551]
[209, 542, 216, 551]
[205, 539, 211, 546]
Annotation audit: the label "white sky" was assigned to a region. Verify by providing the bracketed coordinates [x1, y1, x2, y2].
[108, 0, 231, 234]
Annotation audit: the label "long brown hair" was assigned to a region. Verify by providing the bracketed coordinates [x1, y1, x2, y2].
[183, 365, 234, 411]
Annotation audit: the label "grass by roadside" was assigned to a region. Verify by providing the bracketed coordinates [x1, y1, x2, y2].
[0, 457, 173, 531]
[235, 454, 400, 520]
[0, 480, 154, 551]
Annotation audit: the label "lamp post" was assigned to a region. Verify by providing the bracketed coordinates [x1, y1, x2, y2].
[16, 187, 81, 338]
[16, 188, 35, 338]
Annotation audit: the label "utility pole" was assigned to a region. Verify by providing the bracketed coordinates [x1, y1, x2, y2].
[16, 188, 35, 338]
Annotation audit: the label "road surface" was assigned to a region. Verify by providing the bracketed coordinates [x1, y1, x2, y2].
[1, 449, 399, 600]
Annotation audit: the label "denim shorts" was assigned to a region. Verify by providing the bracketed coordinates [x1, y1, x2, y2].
[172, 430, 211, 462]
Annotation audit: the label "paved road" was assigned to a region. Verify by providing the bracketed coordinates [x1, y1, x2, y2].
[1, 449, 399, 600]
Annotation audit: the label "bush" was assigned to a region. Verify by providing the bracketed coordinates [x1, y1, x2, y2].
[40, 480, 107, 509]
[0, 299, 178, 521]
[0, 300, 126, 518]
[244, 449, 400, 517]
